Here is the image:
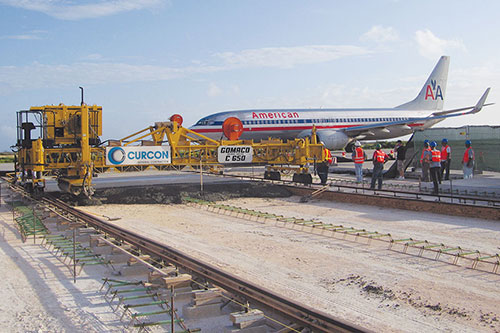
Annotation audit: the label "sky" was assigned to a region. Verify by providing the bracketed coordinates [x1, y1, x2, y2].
[1, 0, 499, 151]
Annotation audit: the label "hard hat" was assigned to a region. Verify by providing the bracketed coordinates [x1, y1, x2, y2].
[442, 138, 448, 144]
[424, 139, 429, 143]
[465, 140, 471, 146]
[430, 141, 437, 148]
[375, 143, 382, 149]
[354, 141, 361, 147]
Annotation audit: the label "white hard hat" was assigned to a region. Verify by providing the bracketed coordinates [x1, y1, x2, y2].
[354, 141, 361, 147]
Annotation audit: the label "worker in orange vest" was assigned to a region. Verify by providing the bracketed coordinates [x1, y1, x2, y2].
[462, 140, 475, 179]
[420, 140, 431, 182]
[351, 141, 366, 182]
[370, 143, 389, 190]
[440, 138, 451, 181]
[324, 147, 333, 164]
[429, 141, 441, 194]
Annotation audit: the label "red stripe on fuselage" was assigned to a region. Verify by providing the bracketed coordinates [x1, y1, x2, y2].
[192, 123, 425, 133]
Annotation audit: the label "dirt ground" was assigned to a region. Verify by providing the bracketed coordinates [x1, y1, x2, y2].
[0, 205, 135, 332]
[82, 196, 500, 333]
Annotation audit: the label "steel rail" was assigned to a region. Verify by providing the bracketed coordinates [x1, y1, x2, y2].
[40, 195, 369, 333]
[213, 172, 500, 207]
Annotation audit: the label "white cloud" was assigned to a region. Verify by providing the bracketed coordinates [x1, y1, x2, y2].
[0, 0, 167, 20]
[0, 30, 47, 40]
[415, 29, 466, 60]
[0, 62, 220, 92]
[83, 54, 104, 61]
[360, 25, 399, 43]
[215, 45, 371, 69]
[0, 43, 373, 92]
[207, 82, 222, 97]
[1, 34, 40, 40]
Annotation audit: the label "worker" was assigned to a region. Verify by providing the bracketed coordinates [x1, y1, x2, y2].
[351, 141, 366, 182]
[394, 140, 406, 180]
[420, 140, 431, 182]
[462, 140, 475, 179]
[317, 146, 331, 185]
[440, 138, 451, 181]
[325, 147, 333, 165]
[429, 141, 441, 194]
[370, 143, 389, 190]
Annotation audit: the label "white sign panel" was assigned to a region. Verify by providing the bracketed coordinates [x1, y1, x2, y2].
[217, 146, 253, 163]
[106, 146, 171, 166]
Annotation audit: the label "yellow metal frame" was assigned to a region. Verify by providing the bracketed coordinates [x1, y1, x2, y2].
[14, 104, 325, 196]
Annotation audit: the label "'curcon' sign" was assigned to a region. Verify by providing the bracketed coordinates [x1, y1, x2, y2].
[106, 146, 171, 166]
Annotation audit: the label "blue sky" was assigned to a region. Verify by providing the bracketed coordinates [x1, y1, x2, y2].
[1, 0, 499, 151]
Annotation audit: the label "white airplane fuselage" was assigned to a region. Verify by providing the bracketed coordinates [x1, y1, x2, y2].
[189, 56, 489, 150]
[191, 108, 441, 145]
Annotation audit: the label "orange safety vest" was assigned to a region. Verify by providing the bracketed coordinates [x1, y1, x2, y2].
[324, 148, 333, 164]
[463, 147, 474, 163]
[441, 145, 450, 161]
[374, 150, 386, 163]
[431, 149, 441, 162]
[420, 147, 431, 163]
[354, 147, 364, 164]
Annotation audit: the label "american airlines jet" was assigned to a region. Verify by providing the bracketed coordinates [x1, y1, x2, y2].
[190, 56, 491, 150]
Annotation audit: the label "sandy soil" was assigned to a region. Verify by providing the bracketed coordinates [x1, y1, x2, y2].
[84, 197, 500, 332]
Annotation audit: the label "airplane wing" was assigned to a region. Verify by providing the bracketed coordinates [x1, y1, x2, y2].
[341, 88, 491, 139]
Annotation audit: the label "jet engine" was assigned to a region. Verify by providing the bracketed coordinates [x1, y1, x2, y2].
[316, 130, 350, 150]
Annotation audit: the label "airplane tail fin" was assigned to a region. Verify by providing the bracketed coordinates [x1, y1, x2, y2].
[395, 56, 450, 111]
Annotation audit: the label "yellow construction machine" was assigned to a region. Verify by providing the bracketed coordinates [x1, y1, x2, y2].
[12, 103, 327, 197]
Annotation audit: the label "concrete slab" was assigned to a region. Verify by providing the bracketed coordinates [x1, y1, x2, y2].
[183, 302, 222, 319]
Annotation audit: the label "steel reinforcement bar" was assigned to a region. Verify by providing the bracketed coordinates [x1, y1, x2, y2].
[39, 195, 368, 333]
[184, 197, 499, 275]
[189, 171, 500, 220]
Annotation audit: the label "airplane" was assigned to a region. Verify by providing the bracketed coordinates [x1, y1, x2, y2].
[190, 56, 491, 150]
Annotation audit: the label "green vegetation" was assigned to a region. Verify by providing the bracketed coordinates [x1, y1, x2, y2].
[0, 153, 14, 163]
[360, 141, 407, 150]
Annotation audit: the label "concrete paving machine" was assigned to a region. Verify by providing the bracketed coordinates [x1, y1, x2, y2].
[12, 104, 327, 197]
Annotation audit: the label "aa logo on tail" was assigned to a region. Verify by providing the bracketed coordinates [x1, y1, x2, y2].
[425, 80, 443, 100]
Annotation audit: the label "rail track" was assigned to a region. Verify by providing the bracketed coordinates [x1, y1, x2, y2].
[8, 184, 368, 333]
[202, 171, 500, 220]
[219, 171, 500, 206]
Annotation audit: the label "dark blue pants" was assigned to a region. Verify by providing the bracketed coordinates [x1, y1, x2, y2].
[370, 164, 384, 189]
[440, 160, 450, 181]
